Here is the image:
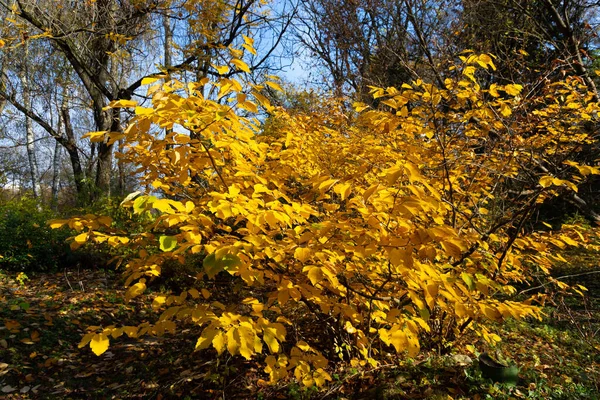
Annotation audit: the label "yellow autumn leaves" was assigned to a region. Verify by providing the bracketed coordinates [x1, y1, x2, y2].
[54, 51, 600, 389]
[195, 314, 286, 361]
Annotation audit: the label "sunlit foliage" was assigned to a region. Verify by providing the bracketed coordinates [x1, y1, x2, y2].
[51, 51, 599, 387]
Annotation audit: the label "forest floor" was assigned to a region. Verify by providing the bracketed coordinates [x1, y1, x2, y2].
[1, 242, 599, 399]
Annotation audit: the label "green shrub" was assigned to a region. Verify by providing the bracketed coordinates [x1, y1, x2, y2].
[0, 198, 74, 272]
[62, 196, 155, 272]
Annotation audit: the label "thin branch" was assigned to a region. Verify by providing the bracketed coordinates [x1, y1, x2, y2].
[519, 270, 600, 295]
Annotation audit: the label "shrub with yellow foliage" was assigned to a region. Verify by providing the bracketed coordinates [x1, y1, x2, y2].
[51, 52, 599, 387]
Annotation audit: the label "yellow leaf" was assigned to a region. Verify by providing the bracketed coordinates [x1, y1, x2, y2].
[489, 84, 500, 97]
[152, 199, 176, 214]
[90, 333, 109, 356]
[263, 327, 280, 354]
[213, 64, 230, 75]
[499, 103, 512, 117]
[313, 368, 332, 387]
[78, 332, 94, 349]
[539, 176, 554, 188]
[264, 211, 279, 227]
[48, 219, 69, 229]
[303, 266, 323, 285]
[109, 99, 137, 108]
[241, 43, 257, 55]
[231, 58, 251, 73]
[226, 327, 239, 356]
[74, 232, 88, 244]
[480, 304, 502, 321]
[213, 331, 226, 354]
[126, 281, 146, 301]
[477, 54, 496, 71]
[83, 131, 109, 142]
[110, 328, 123, 339]
[344, 321, 357, 334]
[265, 81, 283, 92]
[186, 201, 195, 213]
[243, 34, 254, 46]
[97, 216, 112, 226]
[386, 167, 403, 185]
[389, 248, 411, 268]
[560, 235, 578, 247]
[404, 162, 422, 183]
[141, 76, 160, 85]
[240, 100, 258, 113]
[406, 330, 420, 357]
[196, 328, 218, 350]
[441, 239, 465, 259]
[318, 178, 338, 193]
[353, 102, 370, 112]
[388, 327, 408, 353]
[123, 326, 138, 338]
[135, 106, 154, 115]
[463, 65, 477, 82]
[455, 302, 468, 318]
[294, 247, 311, 263]
[363, 184, 379, 202]
[296, 341, 312, 352]
[333, 183, 352, 200]
[504, 84, 523, 96]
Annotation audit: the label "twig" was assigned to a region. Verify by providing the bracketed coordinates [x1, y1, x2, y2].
[518, 270, 600, 295]
[200, 140, 228, 190]
[77, 266, 85, 291]
[64, 268, 74, 291]
[339, 275, 408, 305]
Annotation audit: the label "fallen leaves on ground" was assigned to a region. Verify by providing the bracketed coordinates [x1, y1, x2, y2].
[0, 264, 599, 399]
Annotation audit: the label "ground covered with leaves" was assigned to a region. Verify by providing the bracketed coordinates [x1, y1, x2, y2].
[1, 249, 599, 400]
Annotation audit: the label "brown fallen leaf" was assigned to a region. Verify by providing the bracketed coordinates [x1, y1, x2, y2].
[4, 319, 20, 331]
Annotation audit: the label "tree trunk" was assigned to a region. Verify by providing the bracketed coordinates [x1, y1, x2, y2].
[60, 105, 86, 201]
[541, 0, 599, 101]
[20, 46, 40, 201]
[51, 140, 61, 210]
[95, 141, 113, 198]
[568, 192, 600, 225]
[163, 13, 172, 70]
[116, 138, 125, 196]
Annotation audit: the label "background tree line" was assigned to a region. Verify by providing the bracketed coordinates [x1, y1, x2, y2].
[0, 0, 598, 222]
[0, 0, 294, 206]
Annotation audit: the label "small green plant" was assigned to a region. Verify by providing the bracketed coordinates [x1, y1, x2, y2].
[15, 272, 29, 285]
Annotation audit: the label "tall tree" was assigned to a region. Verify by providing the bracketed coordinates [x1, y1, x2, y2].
[19, 43, 40, 199]
[0, 0, 295, 203]
[295, 0, 458, 101]
[455, 0, 600, 221]
[457, 0, 600, 95]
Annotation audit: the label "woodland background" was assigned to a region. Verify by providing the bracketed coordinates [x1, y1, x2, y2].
[0, 1, 599, 399]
